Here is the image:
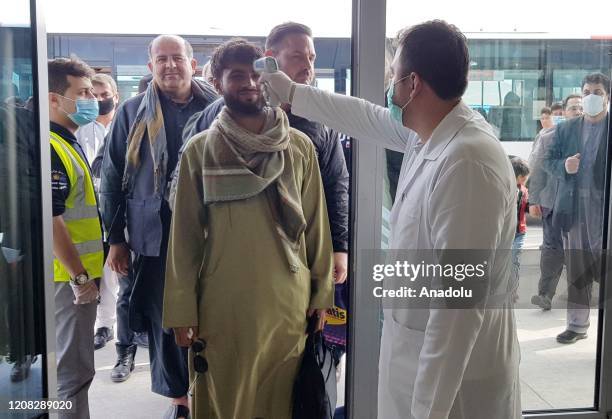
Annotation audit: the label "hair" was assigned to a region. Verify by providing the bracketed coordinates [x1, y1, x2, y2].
[563, 93, 582, 109]
[48, 56, 95, 94]
[510, 156, 530, 178]
[209, 39, 264, 81]
[265, 22, 312, 51]
[92, 73, 118, 95]
[397, 20, 469, 100]
[148, 35, 194, 60]
[540, 106, 551, 116]
[582, 72, 611, 95]
[550, 102, 563, 113]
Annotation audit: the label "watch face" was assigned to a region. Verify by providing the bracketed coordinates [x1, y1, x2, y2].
[74, 274, 89, 285]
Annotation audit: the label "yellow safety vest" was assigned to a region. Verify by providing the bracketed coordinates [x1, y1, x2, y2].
[50, 131, 104, 282]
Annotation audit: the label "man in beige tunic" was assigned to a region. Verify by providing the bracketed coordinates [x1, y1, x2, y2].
[163, 39, 334, 419]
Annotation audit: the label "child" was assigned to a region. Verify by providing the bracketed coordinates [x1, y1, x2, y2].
[510, 156, 530, 302]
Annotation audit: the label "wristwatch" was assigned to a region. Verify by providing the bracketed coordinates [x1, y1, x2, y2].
[71, 272, 90, 286]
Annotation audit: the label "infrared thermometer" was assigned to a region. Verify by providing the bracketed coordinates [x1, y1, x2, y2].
[253, 56, 280, 107]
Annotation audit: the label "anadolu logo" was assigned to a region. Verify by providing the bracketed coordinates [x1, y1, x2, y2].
[325, 306, 347, 325]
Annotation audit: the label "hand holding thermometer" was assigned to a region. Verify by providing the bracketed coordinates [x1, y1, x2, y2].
[253, 56, 280, 107]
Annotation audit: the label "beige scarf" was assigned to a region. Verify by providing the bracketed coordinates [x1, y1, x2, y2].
[202, 107, 306, 271]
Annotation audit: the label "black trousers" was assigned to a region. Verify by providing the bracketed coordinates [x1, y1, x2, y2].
[537, 207, 565, 299]
[129, 208, 188, 398]
[115, 265, 135, 347]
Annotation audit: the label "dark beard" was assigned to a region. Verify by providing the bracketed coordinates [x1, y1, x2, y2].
[224, 93, 265, 116]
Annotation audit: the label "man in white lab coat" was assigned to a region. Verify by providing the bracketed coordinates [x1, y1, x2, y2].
[262, 20, 521, 419]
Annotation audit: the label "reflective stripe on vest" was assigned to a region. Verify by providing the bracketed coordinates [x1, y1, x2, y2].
[50, 131, 104, 282]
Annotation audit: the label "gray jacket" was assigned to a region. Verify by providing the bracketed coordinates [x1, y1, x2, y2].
[528, 127, 557, 209]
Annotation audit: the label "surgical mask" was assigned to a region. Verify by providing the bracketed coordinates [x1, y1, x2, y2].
[97, 97, 115, 116]
[57, 94, 99, 126]
[582, 94, 605, 117]
[552, 115, 565, 125]
[387, 75, 411, 122]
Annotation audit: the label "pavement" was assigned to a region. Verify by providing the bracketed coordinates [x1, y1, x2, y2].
[1, 225, 600, 418]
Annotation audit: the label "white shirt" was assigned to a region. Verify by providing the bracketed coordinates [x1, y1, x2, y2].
[75, 120, 108, 165]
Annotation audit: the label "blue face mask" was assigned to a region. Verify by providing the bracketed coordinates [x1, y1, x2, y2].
[58, 95, 99, 126]
[552, 115, 565, 125]
[387, 75, 411, 123]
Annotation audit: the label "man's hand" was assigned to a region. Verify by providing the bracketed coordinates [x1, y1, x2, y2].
[529, 204, 542, 218]
[565, 153, 581, 174]
[259, 71, 295, 105]
[70, 280, 99, 305]
[306, 308, 327, 332]
[108, 242, 130, 276]
[174, 326, 198, 347]
[333, 252, 348, 284]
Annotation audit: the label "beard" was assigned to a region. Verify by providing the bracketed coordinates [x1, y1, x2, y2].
[224, 91, 265, 116]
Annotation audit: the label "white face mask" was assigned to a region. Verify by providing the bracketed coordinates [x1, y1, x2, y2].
[582, 94, 605, 117]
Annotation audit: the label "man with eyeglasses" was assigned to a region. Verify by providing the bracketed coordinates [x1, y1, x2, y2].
[543, 73, 609, 344]
[529, 93, 583, 311]
[99, 34, 217, 419]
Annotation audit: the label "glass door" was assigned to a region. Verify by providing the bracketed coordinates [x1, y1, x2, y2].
[0, 0, 54, 416]
[348, 0, 612, 417]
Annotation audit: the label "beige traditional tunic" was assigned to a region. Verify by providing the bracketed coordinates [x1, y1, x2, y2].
[163, 124, 334, 419]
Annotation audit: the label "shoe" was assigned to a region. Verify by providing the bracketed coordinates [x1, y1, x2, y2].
[134, 332, 149, 348]
[110, 344, 136, 383]
[162, 404, 190, 419]
[10, 355, 36, 382]
[94, 327, 114, 350]
[531, 294, 552, 311]
[556, 330, 587, 344]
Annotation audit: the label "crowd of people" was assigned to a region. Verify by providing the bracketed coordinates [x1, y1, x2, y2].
[3, 15, 608, 419]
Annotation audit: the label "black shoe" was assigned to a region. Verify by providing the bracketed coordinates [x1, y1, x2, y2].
[133, 332, 149, 348]
[531, 294, 552, 311]
[111, 344, 136, 383]
[94, 327, 114, 350]
[556, 330, 587, 344]
[10, 355, 36, 382]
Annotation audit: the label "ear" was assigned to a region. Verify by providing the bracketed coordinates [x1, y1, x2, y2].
[213, 78, 223, 95]
[147, 62, 153, 73]
[264, 49, 274, 58]
[190, 58, 197, 75]
[48, 92, 59, 109]
[411, 73, 423, 96]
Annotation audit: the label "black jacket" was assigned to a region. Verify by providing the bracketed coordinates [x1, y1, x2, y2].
[183, 98, 350, 252]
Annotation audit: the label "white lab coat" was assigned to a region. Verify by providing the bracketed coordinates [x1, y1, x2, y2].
[291, 85, 522, 419]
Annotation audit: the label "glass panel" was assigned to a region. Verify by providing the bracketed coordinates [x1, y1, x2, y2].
[0, 0, 47, 414]
[381, 1, 612, 415]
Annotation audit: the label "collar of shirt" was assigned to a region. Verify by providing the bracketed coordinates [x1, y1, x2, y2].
[159, 90, 194, 109]
[50, 121, 78, 143]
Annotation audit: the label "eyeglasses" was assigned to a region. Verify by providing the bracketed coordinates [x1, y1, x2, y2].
[192, 339, 208, 374]
[188, 339, 208, 396]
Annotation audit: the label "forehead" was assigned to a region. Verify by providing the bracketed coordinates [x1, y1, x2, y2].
[567, 97, 582, 106]
[151, 38, 187, 57]
[582, 82, 607, 93]
[390, 46, 403, 73]
[279, 33, 315, 53]
[223, 61, 255, 75]
[66, 75, 93, 90]
[92, 81, 112, 93]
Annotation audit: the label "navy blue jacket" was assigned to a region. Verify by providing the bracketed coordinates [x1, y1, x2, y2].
[99, 88, 216, 255]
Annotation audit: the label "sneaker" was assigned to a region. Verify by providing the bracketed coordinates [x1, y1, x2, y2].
[94, 327, 114, 350]
[531, 294, 552, 311]
[556, 330, 587, 344]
